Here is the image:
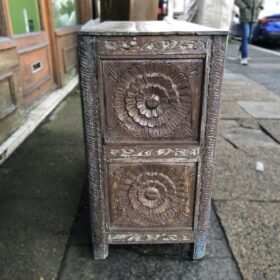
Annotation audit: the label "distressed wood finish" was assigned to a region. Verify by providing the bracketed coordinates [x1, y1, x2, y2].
[193, 35, 227, 259]
[78, 21, 228, 260]
[102, 58, 204, 142]
[108, 163, 196, 228]
[78, 35, 108, 260]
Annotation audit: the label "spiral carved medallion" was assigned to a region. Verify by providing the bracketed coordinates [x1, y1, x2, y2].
[110, 165, 194, 227]
[113, 62, 192, 138]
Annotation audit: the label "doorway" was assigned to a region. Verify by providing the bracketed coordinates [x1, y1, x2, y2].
[3, 0, 55, 108]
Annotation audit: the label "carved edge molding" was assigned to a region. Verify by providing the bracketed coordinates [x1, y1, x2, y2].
[108, 232, 195, 243]
[109, 147, 199, 159]
[78, 35, 108, 260]
[100, 37, 207, 55]
[194, 35, 227, 258]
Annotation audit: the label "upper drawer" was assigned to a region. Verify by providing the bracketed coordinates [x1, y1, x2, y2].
[100, 57, 206, 143]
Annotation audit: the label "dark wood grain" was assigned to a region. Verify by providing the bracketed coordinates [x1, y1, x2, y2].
[78, 35, 108, 260]
[78, 21, 228, 260]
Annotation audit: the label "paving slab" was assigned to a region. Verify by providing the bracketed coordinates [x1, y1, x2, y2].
[221, 102, 251, 119]
[219, 121, 278, 150]
[214, 200, 280, 280]
[219, 119, 261, 135]
[223, 71, 244, 81]
[214, 136, 280, 201]
[223, 72, 242, 80]
[238, 101, 280, 119]
[237, 118, 260, 130]
[259, 120, 280, 143]
[221, 79, 280, 102]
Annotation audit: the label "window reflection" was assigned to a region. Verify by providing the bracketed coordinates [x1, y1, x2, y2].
[52, 0, 78, 28]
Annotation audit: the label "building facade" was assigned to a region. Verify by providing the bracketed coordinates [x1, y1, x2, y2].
[0, 0, 93, 147]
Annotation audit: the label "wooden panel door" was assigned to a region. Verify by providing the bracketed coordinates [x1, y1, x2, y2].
[3, 0, 55, 108]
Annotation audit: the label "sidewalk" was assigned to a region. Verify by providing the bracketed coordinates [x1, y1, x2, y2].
[0, 91, 86, 280]
[214, 41, 280, 280]
[0, 42, 279, 280]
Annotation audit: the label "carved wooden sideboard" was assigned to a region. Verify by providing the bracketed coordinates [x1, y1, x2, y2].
[78, 20, 228, 260]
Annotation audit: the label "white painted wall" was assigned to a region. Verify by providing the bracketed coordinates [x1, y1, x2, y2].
[260, 0, 280, 18]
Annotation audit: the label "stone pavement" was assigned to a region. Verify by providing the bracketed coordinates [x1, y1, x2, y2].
[0, 41, 279, 280]
[213, 41, 280, 280]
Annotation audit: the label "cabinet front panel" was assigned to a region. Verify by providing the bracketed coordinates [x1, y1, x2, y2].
[107, 162, 197, 231]
[101, 59, 204, 143]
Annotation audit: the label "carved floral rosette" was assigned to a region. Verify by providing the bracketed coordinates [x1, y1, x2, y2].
[113, 62, 193, 138]
[111, 165, 193, 227]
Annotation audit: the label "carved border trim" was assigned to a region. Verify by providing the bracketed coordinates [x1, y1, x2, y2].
[99, 37, 208, 55]
[78, 35, 108, 259]
[195, 36, 227, 249]
[109, 147, 200, 159]
[108, 231, 195, 244]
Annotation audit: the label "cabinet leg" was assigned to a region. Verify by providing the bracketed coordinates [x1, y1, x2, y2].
[193, 232, 207, 260]
[93, 244, 109, 260]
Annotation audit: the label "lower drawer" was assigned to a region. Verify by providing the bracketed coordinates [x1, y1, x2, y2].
[106, 162, 197, 232]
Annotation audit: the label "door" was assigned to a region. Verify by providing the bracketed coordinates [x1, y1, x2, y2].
[47, 0, 80, 87]
[3, 0, 55, 108]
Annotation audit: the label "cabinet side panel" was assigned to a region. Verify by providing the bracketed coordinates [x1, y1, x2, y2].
[194, 35, 228, 259]
[78, 35, 108, 259]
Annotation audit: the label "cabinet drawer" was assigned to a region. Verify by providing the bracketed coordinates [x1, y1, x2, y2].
[100, 59, 205, 143]
[106, 162, 197, 231]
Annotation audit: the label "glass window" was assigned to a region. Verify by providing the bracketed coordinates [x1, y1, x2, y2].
[52, 0, 78, 28]
[8, 0, 41, 35]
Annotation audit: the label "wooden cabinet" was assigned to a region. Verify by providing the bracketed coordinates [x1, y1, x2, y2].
[78, 20, 228, 260]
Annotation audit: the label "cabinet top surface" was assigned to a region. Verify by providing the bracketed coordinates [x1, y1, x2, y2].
[80, 20, 228, 36]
